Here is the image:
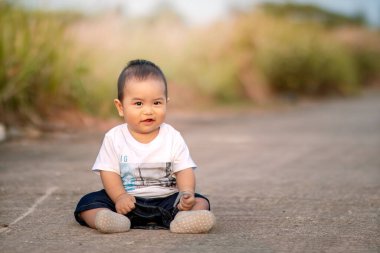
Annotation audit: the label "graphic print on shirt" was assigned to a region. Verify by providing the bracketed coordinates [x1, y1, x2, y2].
[119, 155, 175, 192]
[119, 155, 135, 191]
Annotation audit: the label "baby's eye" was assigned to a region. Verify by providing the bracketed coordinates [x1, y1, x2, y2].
[154, 101, 162, 105]
[134, 101, 143, 106]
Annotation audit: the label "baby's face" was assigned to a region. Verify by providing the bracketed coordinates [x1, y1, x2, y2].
[115, 77, 167, 143]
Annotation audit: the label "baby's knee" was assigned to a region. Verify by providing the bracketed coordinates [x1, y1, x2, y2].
[195, 197, 210, 210]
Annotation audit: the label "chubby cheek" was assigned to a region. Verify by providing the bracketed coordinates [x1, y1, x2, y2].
[156, 108, 166, 119]
[124, 108, 142, 122]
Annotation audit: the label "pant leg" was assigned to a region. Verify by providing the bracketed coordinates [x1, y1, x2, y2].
[74, 189, 115, 226]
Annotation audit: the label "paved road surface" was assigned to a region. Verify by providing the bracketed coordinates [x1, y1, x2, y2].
[1, 91, 379, 252]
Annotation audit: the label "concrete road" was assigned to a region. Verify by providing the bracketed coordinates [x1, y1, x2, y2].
[1, 91, 379, 253]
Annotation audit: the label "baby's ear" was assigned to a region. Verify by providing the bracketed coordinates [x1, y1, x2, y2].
[167, 97, 170, 103]
[114, 99, 124, 117]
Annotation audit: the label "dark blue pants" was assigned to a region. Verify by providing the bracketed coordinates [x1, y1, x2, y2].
[74, 190, 210, 229]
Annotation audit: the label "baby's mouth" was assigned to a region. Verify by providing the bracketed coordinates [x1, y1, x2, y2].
[142, 119, 154, 123]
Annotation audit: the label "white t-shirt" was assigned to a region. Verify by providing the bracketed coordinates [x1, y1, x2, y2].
[92, 123, 197, 198]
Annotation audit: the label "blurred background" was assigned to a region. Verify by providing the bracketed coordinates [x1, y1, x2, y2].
[1, 0, 380, 136]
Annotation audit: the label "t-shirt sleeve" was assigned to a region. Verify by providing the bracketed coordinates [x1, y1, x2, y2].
[92, 134, 120, 175]
[172, 132, 197, 173]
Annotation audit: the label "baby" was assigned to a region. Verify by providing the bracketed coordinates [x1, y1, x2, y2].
[74, 59, 215, 233]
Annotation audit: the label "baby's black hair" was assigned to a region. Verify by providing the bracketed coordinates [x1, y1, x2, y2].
[117, 59, 168, 101]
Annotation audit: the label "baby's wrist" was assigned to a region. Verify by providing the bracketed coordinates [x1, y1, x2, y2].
[180, 191, 194, 198]
[180, 190, 195, 200]
[179, 188, 194, 194]
[115, 192, 128, 202]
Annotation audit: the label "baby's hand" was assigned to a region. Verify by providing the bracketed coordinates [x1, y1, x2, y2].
[115, 193, 136, 214]
[177, 192, 195, 211]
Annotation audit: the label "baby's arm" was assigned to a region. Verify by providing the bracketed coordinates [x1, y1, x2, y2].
[100, 171, 136, 214]
[175, 168, 196, 211]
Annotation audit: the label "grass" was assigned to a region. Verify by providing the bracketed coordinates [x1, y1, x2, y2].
[0, 3, 85, 126]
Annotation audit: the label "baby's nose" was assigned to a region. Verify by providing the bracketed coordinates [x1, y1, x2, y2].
[143, 105, 153, 114]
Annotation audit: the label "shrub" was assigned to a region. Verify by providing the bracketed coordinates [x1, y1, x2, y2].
[352, 47, 380, 84]
[174, 11, 365, 105]
[0, 3, 85, 126]
[256, 30, 359, 96]
[231, 13, 360, 98]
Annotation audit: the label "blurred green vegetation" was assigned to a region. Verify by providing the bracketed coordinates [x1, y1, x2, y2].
[1, 2, 380, 127]
[249, 14, 360, 96]
[175, 8, 380, 103]
[0, 2, 86, 126]
[260, 3, 366, 27]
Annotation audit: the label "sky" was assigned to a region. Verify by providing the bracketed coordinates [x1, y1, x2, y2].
[21, 0, 380, 27]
